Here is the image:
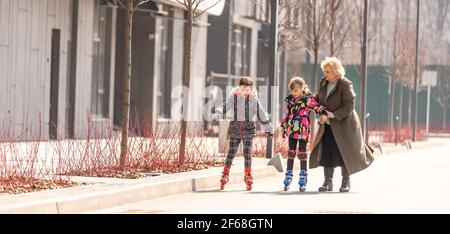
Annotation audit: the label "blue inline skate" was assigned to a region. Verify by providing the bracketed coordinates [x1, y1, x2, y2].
[299, 170, 308, 192]
[283, 170, 293, 191]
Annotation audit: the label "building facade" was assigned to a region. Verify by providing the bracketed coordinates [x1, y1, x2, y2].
[0, 0, 223, 139]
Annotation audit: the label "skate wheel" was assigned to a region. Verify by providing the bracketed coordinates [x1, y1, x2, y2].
[246, 185, 252, 191]
[284, 186, 289, 191]
[220, 184, 224, 190]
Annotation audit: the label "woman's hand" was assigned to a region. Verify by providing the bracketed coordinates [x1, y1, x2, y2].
[319, 115, 328, 124]
[326, 111, 335, 119]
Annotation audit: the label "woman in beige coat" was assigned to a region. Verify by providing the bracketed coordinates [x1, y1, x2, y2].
[309, 57, 374, 192]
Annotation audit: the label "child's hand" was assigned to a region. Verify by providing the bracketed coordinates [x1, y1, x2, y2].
[266, 132, 273, 137]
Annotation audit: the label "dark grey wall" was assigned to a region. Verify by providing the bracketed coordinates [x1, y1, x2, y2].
[114, 10, 156, 131]
[206, 2, 230, 76]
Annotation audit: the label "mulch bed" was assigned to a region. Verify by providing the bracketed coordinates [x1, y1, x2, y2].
[0, 178, 85, 194]
[63, 161, 225, 179]
[0, 162, 225, 194]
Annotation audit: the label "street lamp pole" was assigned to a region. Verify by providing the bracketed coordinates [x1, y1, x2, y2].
[412, 0, 420, 141]
[266, 0, 278, 159]
[360, 0, 369, 141]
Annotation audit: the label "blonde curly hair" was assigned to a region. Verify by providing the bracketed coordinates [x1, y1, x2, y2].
[320, 57, 346, 79]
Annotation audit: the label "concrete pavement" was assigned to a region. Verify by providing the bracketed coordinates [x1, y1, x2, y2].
[93, 137, 450, 214]
[0, 157, 277, 213]
[0, 137, 448, 213]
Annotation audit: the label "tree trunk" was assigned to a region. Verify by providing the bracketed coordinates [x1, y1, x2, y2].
[387, 78, 392, 139]
[313, 47, 319, 91]
[444, 105, 447, 130]
[330, 25, 334, 56]
[119, 1, 133, 170]
[329, 5, 335, 57]
[312, 0, 318, 92]
[310, 46, 319, 137]
[179, 8, 193, 165]
[389, 81, 396, 141]
[399, 84, 403, 126]
[408, 87, 412, 127]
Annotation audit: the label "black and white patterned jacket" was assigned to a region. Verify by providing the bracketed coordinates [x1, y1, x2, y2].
[216, 87, 273, 138]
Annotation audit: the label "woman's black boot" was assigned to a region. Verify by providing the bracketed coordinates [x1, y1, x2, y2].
[339, 167, 350, 192]
[318, 167, 334, 191]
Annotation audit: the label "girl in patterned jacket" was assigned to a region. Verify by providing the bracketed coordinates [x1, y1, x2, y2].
[280, 77, 327, 191]
[215, 77, 273, 191]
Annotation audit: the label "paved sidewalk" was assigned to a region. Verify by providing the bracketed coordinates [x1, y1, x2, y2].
[0, 157, 277, 214]
[0, 137, 447, 213]
[97, 138, 450, 214]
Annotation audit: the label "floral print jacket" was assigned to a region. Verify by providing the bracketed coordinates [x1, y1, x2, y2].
[280, 93, 327, 141]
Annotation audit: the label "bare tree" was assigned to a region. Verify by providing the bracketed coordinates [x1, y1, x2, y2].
[397, 27, 416, 127]
[426, 0, 449, 65]
[325, 0, 354, 57]
[277, 0, 328, 90]
[436, 0, 449, 35]
[391, 0, 415, 127]
[278, 0, 352, 136]
[427, 0, 450, 130]
[278, 0, 300, 49]
[431, 0, 450, 129]
[176, 0, 223, 164]
[279, 0, 354, 57]
[386, 0, 428, 130]
[386, 0, 403, 138]
[277, 0, 328, 138]
[367, 0, 384, 65]
[354, 0, 383, 65]
[401, 0, 415, 127]
[436, 66, 450, 129]
[283, 0, 329, 91]
[394, 0, 435, 128]
[115, 0, 150, 170]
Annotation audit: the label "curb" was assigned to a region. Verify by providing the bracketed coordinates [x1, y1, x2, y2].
[0, 165, 278, 214]
[427, 133, 450, 138]
[375, 140, 447, 156]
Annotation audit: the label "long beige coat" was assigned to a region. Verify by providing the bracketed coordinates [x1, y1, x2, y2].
[309, 77, 374, 175]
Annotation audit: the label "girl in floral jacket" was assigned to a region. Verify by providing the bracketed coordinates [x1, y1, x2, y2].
[280, 77, 327, 191]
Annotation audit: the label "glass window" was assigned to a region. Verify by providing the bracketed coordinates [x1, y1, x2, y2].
[232, 25, 251, 78]
[157, 6, 173, 119]
[91, 2, 112, 117]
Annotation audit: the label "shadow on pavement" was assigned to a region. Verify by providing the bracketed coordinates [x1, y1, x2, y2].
[249, 191, 321, 195]
[194, 189, 359, 195]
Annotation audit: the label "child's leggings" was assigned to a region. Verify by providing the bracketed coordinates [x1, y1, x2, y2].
[287, 138, 308, 171]
[225, 137, 253, 168]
